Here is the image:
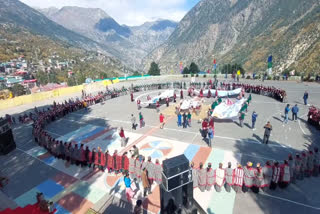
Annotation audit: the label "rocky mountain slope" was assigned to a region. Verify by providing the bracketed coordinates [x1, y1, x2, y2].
[144, 0, 320, 75]
[39, 6, 177, 68]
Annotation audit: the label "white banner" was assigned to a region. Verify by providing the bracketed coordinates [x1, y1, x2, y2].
[180, 98, 201, 110]
[194, 88, 241, 97]
[212, 98, 246, 120]
[139, 90, 175, 107]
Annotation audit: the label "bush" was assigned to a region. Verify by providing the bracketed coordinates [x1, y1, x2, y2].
[185, 74, 188, 78]
[196, 74, 199, 77]
[246, 75, 251, 79]
[203, 74, 207, 78]
[191, 74, 194, 77]
[267, 76, 272, 80]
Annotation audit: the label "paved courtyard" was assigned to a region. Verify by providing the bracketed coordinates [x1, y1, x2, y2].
[0, 79, 320, 214]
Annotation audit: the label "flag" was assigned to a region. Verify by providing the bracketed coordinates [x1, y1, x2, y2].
[268, 55, 272, 74]
[179, 61, 183, 73]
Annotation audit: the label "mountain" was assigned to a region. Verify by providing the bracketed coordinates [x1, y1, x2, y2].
[0, 0, 102, 50]
[39, 6, 177, 68]
[143, 0, 320, 74]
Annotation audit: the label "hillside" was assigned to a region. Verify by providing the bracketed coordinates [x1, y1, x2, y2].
[39, 6, 177, 67]
[144, 0, 320, 75]
[0, 23, 133, 84]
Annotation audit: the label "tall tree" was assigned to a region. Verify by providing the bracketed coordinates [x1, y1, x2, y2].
[182, 67, 190, 74]
[10, 84, 26, 96]
[189, 62, 200, 74]
[148, 62, 161, 76]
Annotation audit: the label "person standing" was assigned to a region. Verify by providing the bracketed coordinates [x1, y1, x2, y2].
[135, 156, 142, 183]
[173, 93, 177, 103]
[166, 97, 169, 107]
[288, 154, 296, 183]
[263, 122, 272, 144]
[191, 162, 198, 189]
[180, 89, 184, 99]
[303, 91, 308, 105]
[270, 162, 281, 190]
[131, 114, 137, 130]
[177, 112, 182, 127]
[253, 163, 263, 193]
[139, 112, 144, 128]
[206, 163, 215, 191]
[306, 150, 314, 177]
[124, 173, 134, 202]
[291, 104, 299, 121]
[251, 111, 258, 130]
[141, 168, 151, 197]
[198, 163, 207, 192]
[137, 99, 141, 110]
[145, 156, 155, 185]
[130, 92, 134, 102]
[182, 112, 187, 128]
[215, 163, 225, 192]
[154, 159, 163, 185]
[242, 162, 255, 193]
[201, 119, 209, 140]
[133, 200, 143, 214]
[239, 111, 245, 127]
[187, 112, 192, 127]
[301, 152, 307, 178]
[295, 153, 302, 180]
[159, 113, 165, 129]
[225, 162, 234, 193]
[261, 161, 273, 191]
[129, 155, 136, 179]
[233, 163, 244, 193]
[279, 160, 290, 189]
[283, 104, 290, 124]
[119, 127, 126, 147]
[208, 127, 214, 147]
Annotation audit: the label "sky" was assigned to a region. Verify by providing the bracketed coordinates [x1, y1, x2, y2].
[19, 0, 200, 26]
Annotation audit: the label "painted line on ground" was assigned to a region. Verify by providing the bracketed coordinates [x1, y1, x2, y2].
[298, 119, 307, 135]
[259, 192, 320, 210]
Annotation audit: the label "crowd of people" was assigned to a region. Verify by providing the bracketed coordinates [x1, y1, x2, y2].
[10, 79, 313, 214]
[192, 147, 319, 194]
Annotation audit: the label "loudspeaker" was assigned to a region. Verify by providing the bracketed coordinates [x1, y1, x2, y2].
[0, 119, 16, 155]
[161, 154, 192, 192]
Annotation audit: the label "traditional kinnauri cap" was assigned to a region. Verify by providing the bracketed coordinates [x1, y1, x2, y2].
[247, 162, 253, 167]
[237, 163, 242, 167]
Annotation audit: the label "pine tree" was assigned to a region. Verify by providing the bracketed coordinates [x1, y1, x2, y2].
[189, 62, 199, 74]
[148, 62, 160, 76]
[182, 67, 190, 74]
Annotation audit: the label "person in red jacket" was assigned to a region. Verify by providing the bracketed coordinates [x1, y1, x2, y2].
[131, 92, 134, 102]
[95, 147, 106, 171]
[105, 150, 113, 173]
[180, 89, 184, 99]
[173, 93, 177, 103]
[137, 99, 141, 110]
[121, 152, 129, 173]
[201, 119, 209, 139]
[160, 113, 165, 129]
[199, 89, 203, 98]
[119, 127, 126, 147]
